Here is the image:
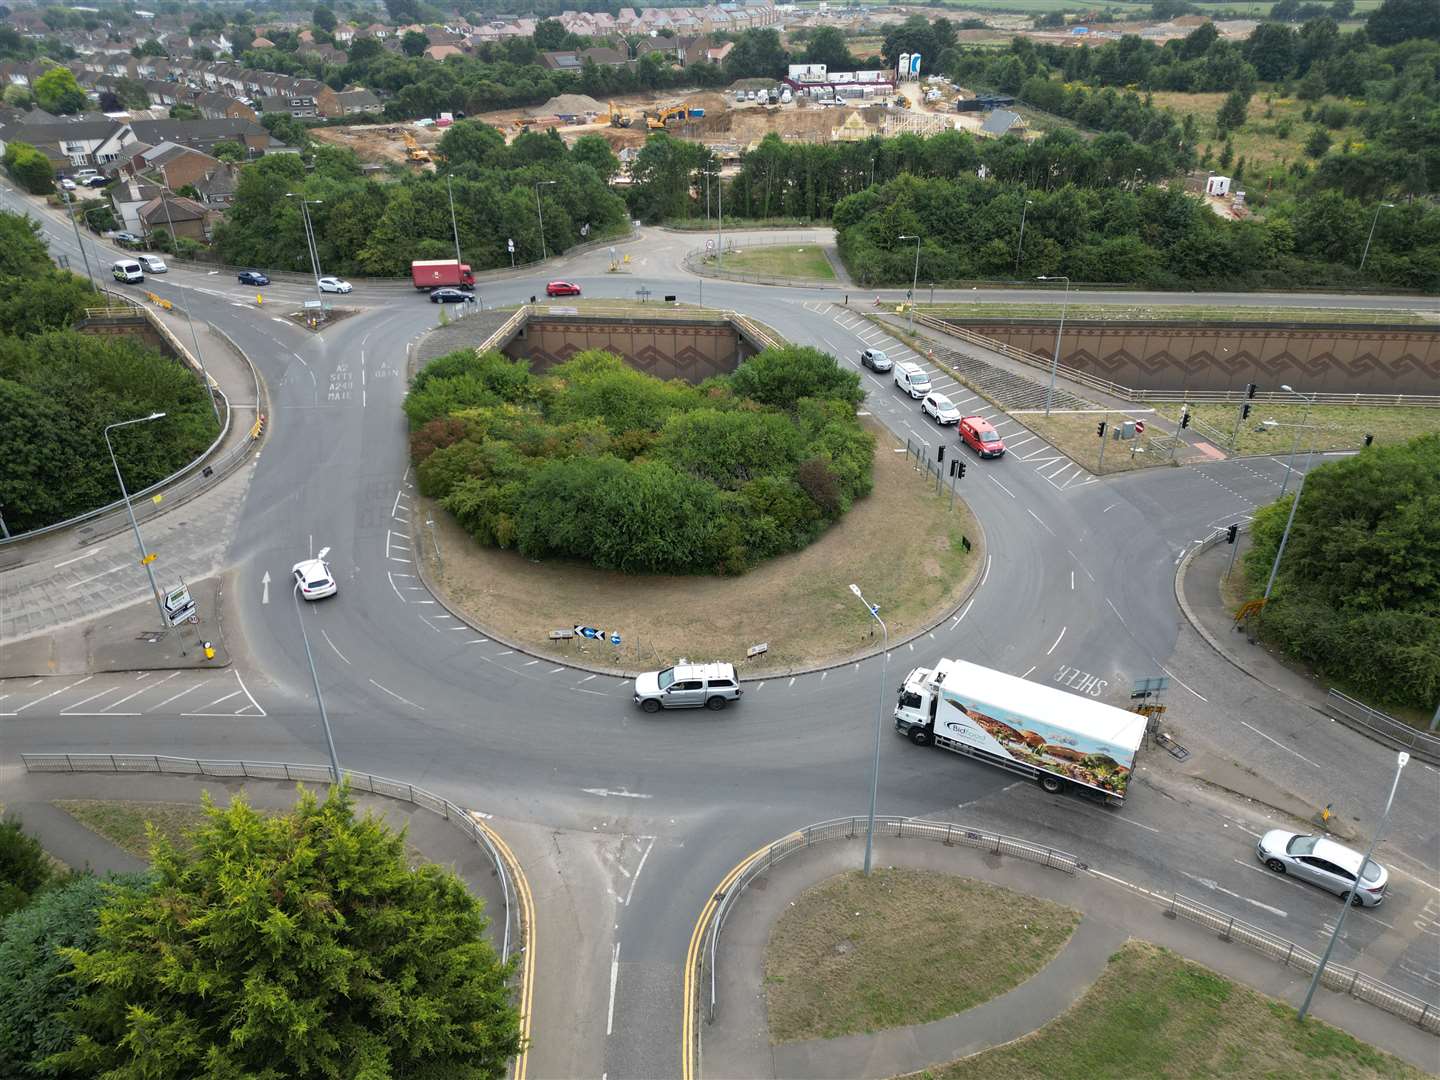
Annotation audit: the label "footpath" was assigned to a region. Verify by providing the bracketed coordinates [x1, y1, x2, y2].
[701, 836, 1439, 1078]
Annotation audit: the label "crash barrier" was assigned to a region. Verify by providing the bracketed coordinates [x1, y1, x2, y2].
[703, 816, 1079, 1024]
[697, 816, 1438, 1041]
[1163, 892, 1439, 1034]
[1324, 689, 1440, 766]
[19, 753, 522, 964]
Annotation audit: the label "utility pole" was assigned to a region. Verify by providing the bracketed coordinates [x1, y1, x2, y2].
[158, 174, 221, 423]
[63, 193, 96, 290]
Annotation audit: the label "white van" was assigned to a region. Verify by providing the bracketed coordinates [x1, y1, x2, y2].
[111, 259, 144, 283]
[136, 254, 167, 274]
[894, 361, 932, 398]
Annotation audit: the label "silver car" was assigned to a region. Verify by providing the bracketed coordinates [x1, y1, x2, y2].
[860, 348, 892, 372]
[1255, 830, 1388, 907]
[634, 662, 741, 712]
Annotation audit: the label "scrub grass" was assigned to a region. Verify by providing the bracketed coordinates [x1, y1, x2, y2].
[919, 303, 1429, 326]
[764, 869, 1080, 1044]
[54, 799, 209, 859]
[1147, 402, 1440, 456]
[907, 941, 1426, 1080]
[703, 244, 837, 282]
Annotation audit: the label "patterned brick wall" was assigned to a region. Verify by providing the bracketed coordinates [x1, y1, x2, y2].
[504, 317, 756, 384]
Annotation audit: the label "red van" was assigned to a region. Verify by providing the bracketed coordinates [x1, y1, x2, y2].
[959, 416, 1005, 458]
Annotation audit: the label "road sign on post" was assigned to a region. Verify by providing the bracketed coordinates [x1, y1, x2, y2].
[1134, 420, 1146, 435]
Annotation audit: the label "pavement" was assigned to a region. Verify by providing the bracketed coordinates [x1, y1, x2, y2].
[700, 836, 1440, 1078]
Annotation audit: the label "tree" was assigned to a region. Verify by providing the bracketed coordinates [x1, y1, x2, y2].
[110, 76, 149, 110]
[571, 133, 619, 182]
[1244, 22, 1297, 81]
[2, 142, 55, 195]
[260, 111, 311, 151]
[211, 140, 245, 162]
[131, 38, 165, 57]
[801, 26, 854, 71]
[728, 345, 864, 412]
[1366, 0, 1440, 44]
[312, 5, 336, 33]
[0, 209, 51, 276]
[384, 0, 420, 21]
[0, 817, 52, 918]
[402, 29, 428, 56]
[1304, 125, 1332, 157]
[532, 17, 566, 50]
[33, 66, 86, 114]
[1216, 89, 1250, 134]
[47, 786, 523, 1079]
[881, 15, 938, 70]
[1329, 0, 1355, 18]
[723, 28, 788, 79]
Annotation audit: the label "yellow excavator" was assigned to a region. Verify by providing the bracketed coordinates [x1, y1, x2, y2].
[645, 102, 690, 130]
[401, 130, 431, 164]
[608, 101, 632, 128]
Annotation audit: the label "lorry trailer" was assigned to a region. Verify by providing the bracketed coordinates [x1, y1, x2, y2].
[894, 658, 1145, 803]
[411, 259, 475, 290]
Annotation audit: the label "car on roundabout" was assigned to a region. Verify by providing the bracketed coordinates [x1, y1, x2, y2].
[545, 280, 581, 297]
[318, 276, 352, 294]
[860, 348, 892, 372]
[292, 547, 337, 601]
[238, 269, 270, 286]
[1255, 829, 1388, 906]
[634, 662, 741, 712]
[922, 392, 961, 425]
[430, 287, 475, 304]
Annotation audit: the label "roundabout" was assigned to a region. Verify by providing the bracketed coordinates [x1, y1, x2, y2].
[2, 180, 1437, 1078]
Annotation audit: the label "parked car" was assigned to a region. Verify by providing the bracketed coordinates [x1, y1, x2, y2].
[291, 547, 337, 601]
[317, 276, 352, 294]
[922, 392, 960, 425]
[136, 254, 167, 274]
[238, 269, 270, 286]
[1256, 830, 1388, 907]
[112, 231, 144, 247]
[83, 175, 110, 187]
[634, 662, 742, 712]
[430, 287, 474, 304]
[860, 348, 892, 372]
[958, 415, 1005, 458]
[893, 361, 932, 398]
[59, 178, 76, 190]
[545, 280, 581, 297]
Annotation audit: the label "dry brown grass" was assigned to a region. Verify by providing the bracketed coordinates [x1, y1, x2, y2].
[1017, 410, 1179, 474]
[765, 869, 1080, 1044]
[54, 799, 210, 859]
[418, 423, 982, 673]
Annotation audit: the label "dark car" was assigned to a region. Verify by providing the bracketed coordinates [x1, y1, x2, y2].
[238, 269, 270, 286]
[83, 175, 111, 187]
[430, 287, 474, 304]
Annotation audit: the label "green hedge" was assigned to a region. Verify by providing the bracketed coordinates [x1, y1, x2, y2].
[407, 346, 873, 574]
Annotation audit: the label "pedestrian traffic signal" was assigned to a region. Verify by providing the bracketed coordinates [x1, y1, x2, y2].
[1241, 403, 1251, 419]
[1245, 382, 1258, 399]
[1226, 524, 1239, 544]
[1180, 409, 1190, 429]
[958, 461, 967, 479]
[1096, 420, 1106, 438]
[1364, 433, 1374, 447]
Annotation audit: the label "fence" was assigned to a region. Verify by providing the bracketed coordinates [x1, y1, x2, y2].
[910, 313, 1440, 409]
[704, 816, 1079, 1023]
[1324, 690, 1440, 765]
[20, 752, 522, 963]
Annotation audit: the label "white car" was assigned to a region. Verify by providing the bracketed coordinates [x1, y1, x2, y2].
[317, 277, 352, 294]
[292, 547, 337, 600]
[60, 177, 76, 190]
[1255, 830, 1388, 907]
[922, 392, 960, 425]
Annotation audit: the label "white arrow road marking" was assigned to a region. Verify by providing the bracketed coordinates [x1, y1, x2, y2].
[261, 570, 270, 604]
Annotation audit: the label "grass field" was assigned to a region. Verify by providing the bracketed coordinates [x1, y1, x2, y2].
[1147, 90, 1367, 173]
[765, 869, 1081, 1044]
[908, 941, 1424, 1080]
[1148, 402, 1440, 455]
[703, 244, 837, 281]
[55, 799, 209, 859]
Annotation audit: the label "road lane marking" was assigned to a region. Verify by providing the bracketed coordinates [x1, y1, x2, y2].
[624, 837, 656, 906]
[368, 679, 426, 710]
[54, 547, 107, 568]
[1158, 665, 1208, 702]
[1026, 508, 1055, 536]
[988, 475, 1016, 498]
[68, 564, 128, 587]
[1240, 721, 1320, 768]
[15, 676, 93, 712]
[1046, 627, 1066, 655]
[150, 680, 211, 710]
[321, 629, 350, 664]
[1179, 870, 1288, 918]
[607, 942, 620, 1036]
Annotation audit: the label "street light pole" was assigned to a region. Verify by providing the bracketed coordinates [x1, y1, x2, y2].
[293, 581, 344, 785]
[1277, 383, 1316, 497]
[1037, 274, 1070, 417]
[62, 193, 96, 290]
[286, 193, 325, 305]
[898, 233, 920, 332]
[446, 173, 463, 267]
[1014, 198, 1032, 276]
[1298, 751, 1409, 1022]
[1357, 202, 1393, 272]
[104, 413, 169, 628]
[1262, 385, 1320, 608]
[533, 179, 557, 261]
[158, 171, 221, 423]
[849, 583, 889, 877]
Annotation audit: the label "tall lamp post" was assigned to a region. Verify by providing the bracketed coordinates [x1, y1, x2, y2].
[1014, 198, 1032, 276]
[105, 413, 169, 628]
[62, 193, 96, 289]
[293, 575, 344, 786]
[1357, 202, 1393, 272]
[1277, 383, 1317, 498]
[1262, 384, 1319, 610]
[1036, 274, 1070, 417]
[1297, 751, 1408, 1022]
[285, 193, 325, 305]
[533, 179, 557, 261]
[445, 173, 463, 267]
[849, 584, 889, 877]
[898, 233, 921, 332]
[157, 172, 221, 423]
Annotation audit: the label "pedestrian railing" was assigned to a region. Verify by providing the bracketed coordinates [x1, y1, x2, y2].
[1324, 690, 1440, 765]
[19, 753, 522, 964]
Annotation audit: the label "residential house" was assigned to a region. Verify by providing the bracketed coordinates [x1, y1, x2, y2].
[109, 175, 165, 232]
[0, 114, 136, 169]
[978, 109, 1026, 137]
[138, 192, 212, 242]
[128, 117, 291, 158]
[121, 141, 221, 190]
[333, 88, 383, 116]
[257, 94, 319, 118]
[194, 161, 240, 207]
[424, 45, 465, 61]
[193, 92, 257, 121]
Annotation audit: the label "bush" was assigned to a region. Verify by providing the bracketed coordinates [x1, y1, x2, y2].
[2, 142, 55, 195]
[407, 346, 874, 574]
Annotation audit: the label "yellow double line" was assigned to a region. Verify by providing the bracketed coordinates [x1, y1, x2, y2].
[477, 820, 537, 1080]
[681, 834, 799, 1080]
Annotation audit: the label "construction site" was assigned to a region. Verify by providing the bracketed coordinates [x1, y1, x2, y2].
[309, 70, 1011, 175]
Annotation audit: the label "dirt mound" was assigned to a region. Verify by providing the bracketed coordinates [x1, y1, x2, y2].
[531, 93, 604, 117]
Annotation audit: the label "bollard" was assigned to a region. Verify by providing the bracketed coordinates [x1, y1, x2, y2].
[203, 641, 216, 660]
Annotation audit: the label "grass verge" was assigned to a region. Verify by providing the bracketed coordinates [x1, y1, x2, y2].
[907, 940, 1425, 1080]
[419, 423, 981, 673]
[54, 799, 209, 859]
[919, 303, 1428, 326]
[765, 869, 1080, 1044]
[1016, 410, 1178, 473]
[1147, 402, 1440, 455]
[702, 244, 837, 281]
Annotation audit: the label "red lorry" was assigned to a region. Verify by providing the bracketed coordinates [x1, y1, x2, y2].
[411, 259, 475, 290]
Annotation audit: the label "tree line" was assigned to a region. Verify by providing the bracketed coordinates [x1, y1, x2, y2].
[0, 211, 219, 534]
[406, 346, 874, 575]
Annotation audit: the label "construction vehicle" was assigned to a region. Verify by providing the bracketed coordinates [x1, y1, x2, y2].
[401, 130, 431, 164]
[645, 102, 691, 129]
[895, 93, 911, 109]
[608, 101, 632, 128]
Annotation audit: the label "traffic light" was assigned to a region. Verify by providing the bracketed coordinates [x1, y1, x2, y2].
[1245, 382, 1258, 399]
[1226, 523, 1239, 544]
[1241, 402, 1251, 420]
[1180, 409, 1191, 429]
[1096, 420, 1107, 438]
[937, 444, 945, 462]
[958, 461, 967, 479]
[1364, 433, 1374, 447]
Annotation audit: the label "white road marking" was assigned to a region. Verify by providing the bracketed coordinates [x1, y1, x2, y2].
[150, 680, 211, 710]
[581, 788, 652, 799]
[788, 677, 796, 687]
[321, 629, 350, 664]
[203, 690, 243, 709]
[950, 598, 974, 628]
[1046, 627, 1066, 655]
[467, 638, 489, 644]
[980, 554, 992, 588]
[15, 676, 93, 712]
[1020, 665, 1036, 678]
[1240, 721, 1320, 768]
[101, 672, 181, 713]
[68, 564, 128, 587]
[368, 678, 425, 710]
[1103, 503, 1118, 513]
[624, 837, 656, 906]
[607, 942, 621, 1036]
[1178, 870, 1288, 918]
[1026, 508, 1055, 536]
[988, 476, 1016, 498]
[54, 547, 107, 568]
[1157, 665, 1208, 702]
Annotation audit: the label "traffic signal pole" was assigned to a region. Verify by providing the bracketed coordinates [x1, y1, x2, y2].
[1096, 416, 1108, 473]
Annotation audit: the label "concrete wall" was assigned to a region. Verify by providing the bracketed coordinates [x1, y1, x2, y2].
[504, 316, 757, 383]
[947, 320, 1440, 397]
[75, 313, 178, 358]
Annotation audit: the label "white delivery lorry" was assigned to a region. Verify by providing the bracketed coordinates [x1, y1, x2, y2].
[894, 658, 1145, 803]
